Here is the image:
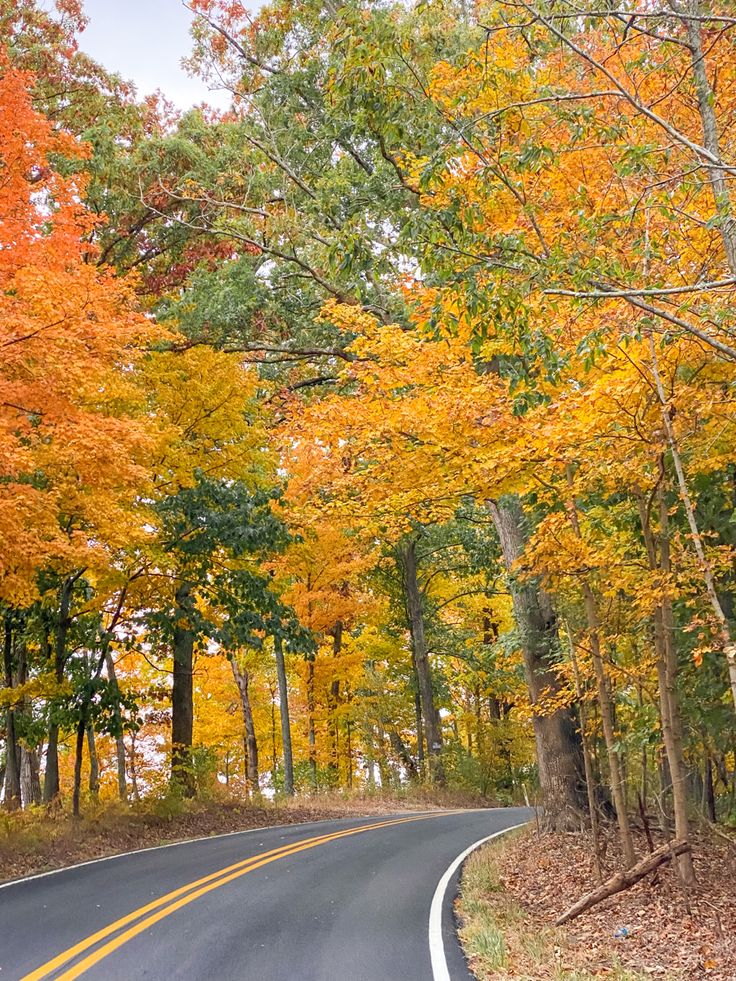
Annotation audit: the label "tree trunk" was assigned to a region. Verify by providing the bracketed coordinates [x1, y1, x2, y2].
[43, 574, 77, 803]
[657, 485, 696, 881]
[306, 658, 318, 790]
[72, 717, 85, 817]
[269, 682, 278, 782]
[230, 658, 259, 792]
[364, 724, 376, 788]
[704, 753, 716, 822]
[2, 617, 21, 811]
[87, 724, 99, 799]
[20, 747, 41, 807]
[635, 489, 695, 881]
[17, 638, 40, 807]
[328, 621, 342, 781]
[488, 497, 586, 830]
[346, 687, 354, 788]
[128, 733, 141, 803]
[565, 484, 635, 866]
[582, 583, 636, 867]
[388, 726, 419, 780]
[400, 539, 444, 784]
[414, 688, 425, 772]
[104, 651, 127, 802]
[171, 582, 195, 797]
[43, 725, 60, 805]
[681, 0, 736, 274]
[566, 625, 603, 882]
[273, 635, 294, 796]
[649, 336, 736, 712]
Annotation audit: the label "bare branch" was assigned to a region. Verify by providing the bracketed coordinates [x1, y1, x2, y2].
[545, 277, 736, 298]
[490, 2, 736, 174]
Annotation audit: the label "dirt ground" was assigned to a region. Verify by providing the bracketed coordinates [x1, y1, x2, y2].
[461, 823, 736, 981]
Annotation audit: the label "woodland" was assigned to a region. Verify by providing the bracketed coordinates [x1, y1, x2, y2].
[1, 0, 736, 908]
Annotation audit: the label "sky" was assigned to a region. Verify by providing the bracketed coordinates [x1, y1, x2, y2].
[76, 0, 232, 110]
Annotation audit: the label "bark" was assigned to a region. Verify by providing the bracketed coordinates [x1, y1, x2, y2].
[104, 651, 127, 802]
[657, 486, 696, 881]
[128, 733, 141, 803]
[273, 635, 294, 796]
[388, 727, 419, 780]
[87, 724, 99, 799]
[566, 473, 635, 864]
[488, 497, 586, 829]
[72, 718, 85, 817]
[2, 617, 21, 811]
[306, 658, 317, 789]
[659, 748, 672, 819]
[269, 682, 278, 780]
[555, 839, 691, 925]
[17, 640, 40, 807]
[634, 488, 696, 880]
[328, 621, 342, 779]
[650, 335, 736, 712]
[400, 539, 444, 784]
[230, 658, 259, 792]
[43, 574, 77, 803]
[20, 747, 41, 807]
[704, 753, 716, 822]
[566, 625, 603, 882]
[680, 0, 736, 274]
[478, 618, 493, 756]
[345, 689, 354, 788]
[581, 583, 636, 867]
[171, 582, 195, 796]
[42, 723, 60, 805]
[414, 688, 425, 771]
[637, 681, 649, 809]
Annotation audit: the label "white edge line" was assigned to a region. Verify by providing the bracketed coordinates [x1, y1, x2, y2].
[0, 806, 490, 892]
[429, 822, 526, 981]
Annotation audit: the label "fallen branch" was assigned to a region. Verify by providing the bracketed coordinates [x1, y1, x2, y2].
[555, 839, 691, 925]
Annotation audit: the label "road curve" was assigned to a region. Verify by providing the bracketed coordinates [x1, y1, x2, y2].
[0, 806, 530, 981]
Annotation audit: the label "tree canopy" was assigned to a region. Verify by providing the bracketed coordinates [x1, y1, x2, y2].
[2, 0, 736, 883]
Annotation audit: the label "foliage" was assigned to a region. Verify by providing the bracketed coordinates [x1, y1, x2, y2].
[2, 0, 736, 855]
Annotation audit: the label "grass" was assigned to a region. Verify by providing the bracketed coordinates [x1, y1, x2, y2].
[457, 833, 656, 981]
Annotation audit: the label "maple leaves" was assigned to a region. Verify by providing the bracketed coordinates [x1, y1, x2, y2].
[3, 0, 736, 843]
[0, 62, 159, 604]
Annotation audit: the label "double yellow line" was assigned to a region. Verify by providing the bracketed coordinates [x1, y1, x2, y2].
[23, 811, 456, 981]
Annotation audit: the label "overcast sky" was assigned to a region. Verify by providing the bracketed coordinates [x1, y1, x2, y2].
[77, 0, 233, 109]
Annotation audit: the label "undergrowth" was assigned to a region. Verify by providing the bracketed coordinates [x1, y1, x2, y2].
[457, 832, 655, 981]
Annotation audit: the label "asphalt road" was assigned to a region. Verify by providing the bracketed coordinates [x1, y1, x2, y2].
[0, 806, 530, 981]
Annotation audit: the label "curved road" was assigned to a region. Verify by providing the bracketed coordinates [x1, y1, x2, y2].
[0, 807, 530, 981]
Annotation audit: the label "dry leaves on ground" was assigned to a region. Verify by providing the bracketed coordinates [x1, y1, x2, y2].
[470, 824, 736, 981]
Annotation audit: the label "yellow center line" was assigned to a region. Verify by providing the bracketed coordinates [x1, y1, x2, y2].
[24, 810, 463, 981]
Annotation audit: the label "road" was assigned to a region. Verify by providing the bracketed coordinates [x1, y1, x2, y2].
[0, 807, 530, 981]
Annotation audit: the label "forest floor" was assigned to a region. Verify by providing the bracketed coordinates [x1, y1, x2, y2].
[0, 786, 491, 883]
[458, 822, 736, 981]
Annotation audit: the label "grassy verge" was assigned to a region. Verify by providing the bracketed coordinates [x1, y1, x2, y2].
[457, 831, 662, 981]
